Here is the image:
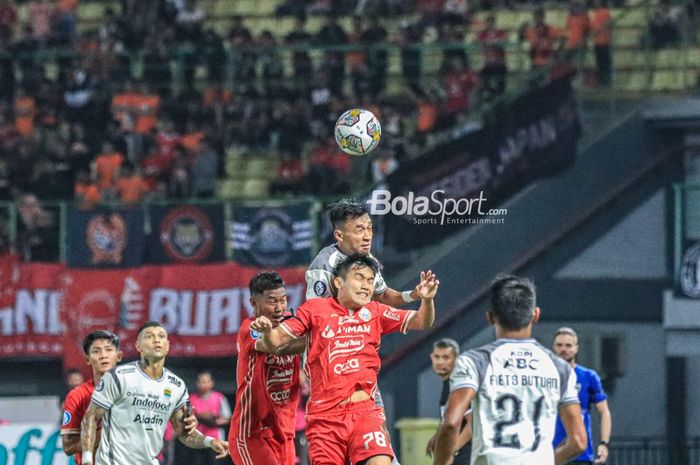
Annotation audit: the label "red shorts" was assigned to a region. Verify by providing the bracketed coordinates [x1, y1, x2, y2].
[306, 399, 394, 465]
[230, 434, 295, 465]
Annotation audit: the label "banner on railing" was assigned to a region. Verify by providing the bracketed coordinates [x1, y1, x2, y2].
[146, 204, 225, 264]
[230, 202, 314, 267]
[0, 256, 306, 366]
[67, 207, 145, 268]
[383, 77, 580, 250]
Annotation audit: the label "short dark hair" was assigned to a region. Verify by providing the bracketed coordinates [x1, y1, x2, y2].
[333, 253, 380, 280]
[249, 271, 286, 296]
[433, 338, 460, 354]
[328, 200, 369, 230]
[82, 330, 120, 354]
[137, 321, 166, 338]
[198, 370, 214, 381]
[489, 275, 536, 331]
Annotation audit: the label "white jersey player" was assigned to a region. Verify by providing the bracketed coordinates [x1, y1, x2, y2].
[90, 361, 187, 464]
[306, 200, 418, 306]
[80, 322, 229, 465]
[433, 276, 587, 465]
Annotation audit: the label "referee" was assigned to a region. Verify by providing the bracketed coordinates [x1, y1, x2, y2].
[426, 338, 471, 465]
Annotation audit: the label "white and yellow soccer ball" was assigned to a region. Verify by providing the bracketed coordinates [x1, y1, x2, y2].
[334, 108, 382, 156]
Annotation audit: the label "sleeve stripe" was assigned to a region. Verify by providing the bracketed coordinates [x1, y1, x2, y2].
[91, 397, 112, 410]
[452, 382, 478, 392]
[279, 323, 299, 339]
[400, 311, 417, 334]
[559, 398, 580, 406]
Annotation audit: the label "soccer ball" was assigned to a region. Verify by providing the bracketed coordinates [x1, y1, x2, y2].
[334, 108, 382, 156]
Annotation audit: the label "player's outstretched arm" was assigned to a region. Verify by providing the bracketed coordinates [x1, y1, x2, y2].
[80, 403, 106, 465]
[555, 403, 587, 465]
[251, 316, 295, 353]
[407, 270, 439, 331]
[433, 387, 475, 465]
[171, 408, 229, 458]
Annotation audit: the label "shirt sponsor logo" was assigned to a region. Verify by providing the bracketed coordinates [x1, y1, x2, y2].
[270, 389, 292, 402]
[358, 308, 372, 322]
[337, 324, 370, 335]
[62, 410, 71, 426]
[267, 367, 295, 387]
[133, 414, 164, 425]
[132, 396, 171, 413]
[314, 281, 327, 297]
[338, 315, 360, 325]
[328, 336, 364, 362]
[382, 309, 401, 321]
[333, 358, 360, 375]
[321, 325, 335, 338]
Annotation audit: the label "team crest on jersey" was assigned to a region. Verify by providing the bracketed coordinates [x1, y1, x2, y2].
[164, 388, 172, 398]
[62, 410, 71, 426]
[95, 379, 105, 392]
[358, 308, 372, 322]
[314, 281, 327, 297]
[321, 325, 335, 338]
[250, 329, 261, 340]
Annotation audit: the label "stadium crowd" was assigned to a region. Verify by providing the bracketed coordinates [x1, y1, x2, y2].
[0, 0, 499, 208]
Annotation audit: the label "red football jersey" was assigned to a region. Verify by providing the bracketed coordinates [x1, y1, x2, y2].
[230, 316, 301, 442]
[60, 379, 96, 465]
[280, 298, 415, 414]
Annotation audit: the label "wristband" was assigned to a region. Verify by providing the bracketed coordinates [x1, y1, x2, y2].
[599, 440, 610, 447]
[82, 451, 93, 464]
[402, 290, 416, 303]
[203, 436, 214, 447]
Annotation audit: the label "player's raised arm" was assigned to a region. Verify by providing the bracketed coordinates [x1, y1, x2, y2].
[80, 403, 106, 465]
[433, 387, 476, 465]
[251, 315, 296, 353]
[407, 271, 439, 330]
[555, 402, 587, 464]
[171, 406, 229, 458]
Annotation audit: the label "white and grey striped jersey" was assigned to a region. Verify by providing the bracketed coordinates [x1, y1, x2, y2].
[450, 338, 579, 465]
[305, 244, 387, 300]
[90, 361, 189, 465]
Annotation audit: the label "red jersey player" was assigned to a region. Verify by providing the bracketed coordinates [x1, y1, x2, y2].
[60, 330, 199, 465]
[253, 254, 439, 465]
[229, 271, 304, 465]
[60, 331, 123, 465]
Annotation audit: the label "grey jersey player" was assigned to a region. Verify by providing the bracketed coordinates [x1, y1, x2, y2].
[80, 322, 229, 465]
[305, 200, 420, 306]
[433, 276, 587, 465]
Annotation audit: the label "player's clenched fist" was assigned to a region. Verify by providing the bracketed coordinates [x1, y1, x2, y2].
[417, 270, 440, 300]
[251, 316, 273, 333]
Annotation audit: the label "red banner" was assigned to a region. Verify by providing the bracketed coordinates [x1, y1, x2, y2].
[0, 256, 306, 369]
[0, 256, 64, 357]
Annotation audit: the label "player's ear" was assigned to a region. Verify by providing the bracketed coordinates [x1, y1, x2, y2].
[333, 228, 343, 242]
[117, 350, 123, 362]
[532, 306, 541, 324]
[333, 275, 343, 291]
